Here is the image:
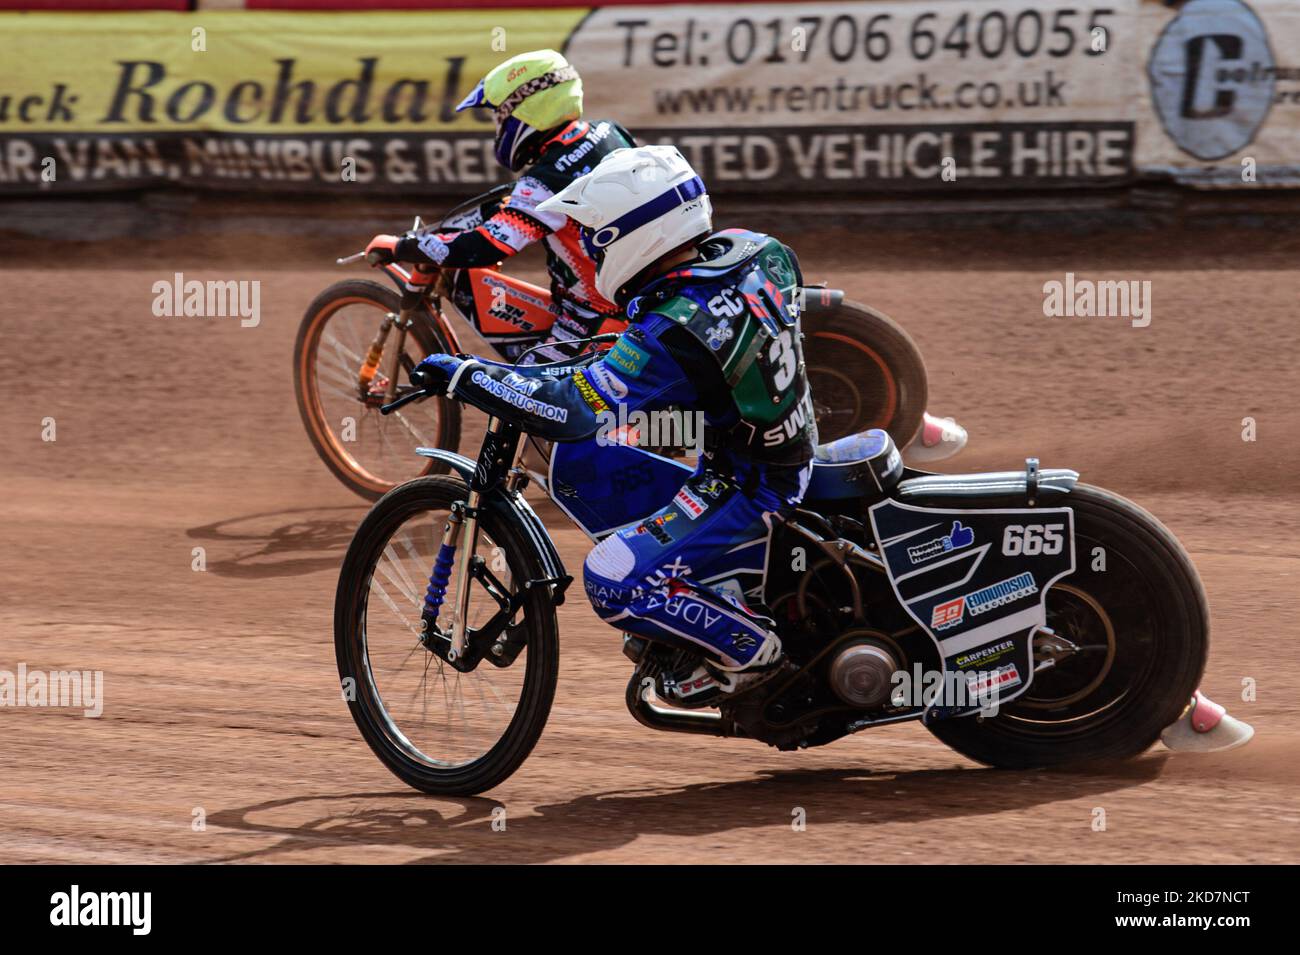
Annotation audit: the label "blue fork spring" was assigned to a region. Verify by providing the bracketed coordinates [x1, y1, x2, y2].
[423, 543, 458, 623]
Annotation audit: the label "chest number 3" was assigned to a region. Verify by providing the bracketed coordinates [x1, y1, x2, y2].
[769, 330, 797, 390]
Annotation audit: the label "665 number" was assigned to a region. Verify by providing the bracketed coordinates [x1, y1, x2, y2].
[1002, 523, 1066, 556]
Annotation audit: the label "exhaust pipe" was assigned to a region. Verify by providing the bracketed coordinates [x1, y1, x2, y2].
[624, 675, 735, 737]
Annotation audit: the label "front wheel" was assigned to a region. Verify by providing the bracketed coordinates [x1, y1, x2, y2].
[802, 299, 928, 447]
[335, 476, 559, 794]
[927, 484, 1208, 768]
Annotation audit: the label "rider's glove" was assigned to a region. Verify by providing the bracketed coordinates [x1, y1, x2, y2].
[364, 233, 400, 265]
[365, 233, 423, 266]
[410, 353, 466, 395]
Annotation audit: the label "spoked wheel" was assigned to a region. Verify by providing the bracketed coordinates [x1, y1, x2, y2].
[335, 476, 558, 794]
[802, 300, 927, 447]
[928, 485, 1208, 768]
[294, 279, 461, 501]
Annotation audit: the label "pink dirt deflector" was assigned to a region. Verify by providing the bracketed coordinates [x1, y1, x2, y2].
[903, 412, 968, 465]
[1160, 689, 1255, 754]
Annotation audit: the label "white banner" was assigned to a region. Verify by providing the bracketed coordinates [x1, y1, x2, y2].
[571, 0, 1139, 189]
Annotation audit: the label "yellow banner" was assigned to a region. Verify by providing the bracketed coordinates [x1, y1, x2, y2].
[0, 11, 587, 134]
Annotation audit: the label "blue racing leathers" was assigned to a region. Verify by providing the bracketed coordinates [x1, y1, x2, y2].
[420, 229, 816, 668]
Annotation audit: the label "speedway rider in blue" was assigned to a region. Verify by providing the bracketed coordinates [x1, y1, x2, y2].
[405, 146, 814, 701]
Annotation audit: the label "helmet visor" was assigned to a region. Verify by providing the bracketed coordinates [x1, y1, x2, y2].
[455, 80, 489, 113]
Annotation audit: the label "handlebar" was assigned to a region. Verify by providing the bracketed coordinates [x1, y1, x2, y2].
[337, 249, 397, 267]
[380, 387, 429, 415]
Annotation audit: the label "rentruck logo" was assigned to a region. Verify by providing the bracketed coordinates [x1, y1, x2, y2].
[93, 57, 484, 127]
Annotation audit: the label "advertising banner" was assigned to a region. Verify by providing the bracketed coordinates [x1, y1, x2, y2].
[0, 1, 1296, 195]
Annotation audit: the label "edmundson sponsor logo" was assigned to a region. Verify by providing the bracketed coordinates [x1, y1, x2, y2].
[966, 572, 1038, 616]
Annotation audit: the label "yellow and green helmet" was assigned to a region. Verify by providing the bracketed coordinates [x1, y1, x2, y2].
[456, 49, 584, 172]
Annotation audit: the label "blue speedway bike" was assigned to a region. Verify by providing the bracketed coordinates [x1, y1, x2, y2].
[333, 337, 1238, 795]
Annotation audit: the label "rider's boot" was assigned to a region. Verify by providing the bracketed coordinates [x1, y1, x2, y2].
[661, 630, 785, 707]
[904, 412, 968, 465]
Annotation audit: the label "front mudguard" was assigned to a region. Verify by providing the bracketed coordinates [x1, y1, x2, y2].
[414, 447, 571, 605]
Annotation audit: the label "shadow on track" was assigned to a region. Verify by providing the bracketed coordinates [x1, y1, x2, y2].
[205, 758, 1167, 864]
[186, 506, 366, 579]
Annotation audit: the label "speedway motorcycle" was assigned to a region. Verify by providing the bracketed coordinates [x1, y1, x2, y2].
[294, 184, 929, 500]
[333, 344, 1247, 795]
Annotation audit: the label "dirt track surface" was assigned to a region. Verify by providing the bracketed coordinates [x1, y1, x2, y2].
[2, 224, 1298, 864]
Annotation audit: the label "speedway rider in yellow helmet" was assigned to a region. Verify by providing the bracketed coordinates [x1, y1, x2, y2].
[366, 49, 637, 361]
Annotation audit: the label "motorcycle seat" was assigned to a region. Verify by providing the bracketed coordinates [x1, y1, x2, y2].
[807, 429, 904, 500]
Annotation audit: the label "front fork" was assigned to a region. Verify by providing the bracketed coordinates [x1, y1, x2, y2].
[357, 310, 411, 403]
[423, 416, 528, 663]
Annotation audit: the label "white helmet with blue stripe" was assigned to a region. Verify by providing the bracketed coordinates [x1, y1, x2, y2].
[537, 145, 712, 305]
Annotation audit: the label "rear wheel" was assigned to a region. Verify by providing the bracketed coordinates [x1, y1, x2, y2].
[294, 279, 461, 501]
[927, 485, 1208, 767]
[335, 476, 559, 794]
[802, 300, 928, 447]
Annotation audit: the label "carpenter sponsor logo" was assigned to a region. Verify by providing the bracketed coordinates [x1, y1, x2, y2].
[0, 663, 103, 718]
[907, 520, 974, 564]
[151, 272, 260, 328]
[471, 370, 568, 422]
[674, 487, 708, 519]
[50, 885, 150, 935]
[954, 638, 1015, 671]
[1042, 272, 1151, 328]
[931, 596, 965, 631]
[572, 369, 609, 413]
[966, 572, 1038, 616]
